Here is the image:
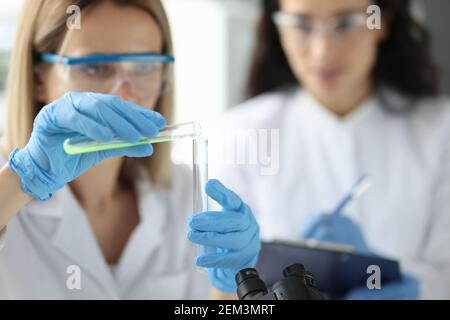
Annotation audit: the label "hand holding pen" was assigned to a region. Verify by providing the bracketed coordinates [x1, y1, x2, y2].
[301, 174, 373, 253]
[332, 174, 373, 216]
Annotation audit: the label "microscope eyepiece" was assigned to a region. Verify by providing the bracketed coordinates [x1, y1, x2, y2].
[236, 268, 269, 300]
[236, 264, 327, 300]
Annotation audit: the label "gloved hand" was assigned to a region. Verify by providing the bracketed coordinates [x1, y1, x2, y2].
[300, 213, 371, 254]
[344, 274, 419, 300]
[301, 214, 419, 300]
[188, 179, 260, 293]
[8, 92, 166, 201]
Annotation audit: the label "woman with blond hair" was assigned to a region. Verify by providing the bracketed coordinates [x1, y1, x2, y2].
[0, 0, 260, 299]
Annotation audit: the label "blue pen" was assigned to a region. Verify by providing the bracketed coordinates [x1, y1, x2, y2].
[332, 174, 372, 216]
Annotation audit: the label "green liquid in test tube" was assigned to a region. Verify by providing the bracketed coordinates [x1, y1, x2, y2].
[63, 122, 202, 155]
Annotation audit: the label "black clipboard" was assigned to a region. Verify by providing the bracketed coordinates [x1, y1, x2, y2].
[256, 239, 401, 298]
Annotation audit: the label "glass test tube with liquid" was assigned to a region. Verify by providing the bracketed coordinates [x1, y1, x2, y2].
[193, 138, 214, 261]
[64, 122, 201, 155]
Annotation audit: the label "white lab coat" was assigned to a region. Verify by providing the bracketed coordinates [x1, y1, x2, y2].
[212, 87, 450, 299]
[0, 154, 209, 299]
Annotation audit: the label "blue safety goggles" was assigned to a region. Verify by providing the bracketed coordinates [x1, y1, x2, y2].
[40, 53, 175, 100]
[41, 53, 175, 65]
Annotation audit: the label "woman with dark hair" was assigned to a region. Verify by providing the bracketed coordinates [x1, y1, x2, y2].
[217, 0, 450, 299]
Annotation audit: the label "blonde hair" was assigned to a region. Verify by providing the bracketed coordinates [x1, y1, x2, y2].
[3, 0, 174, 187]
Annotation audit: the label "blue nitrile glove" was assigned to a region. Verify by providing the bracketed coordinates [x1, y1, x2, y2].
[188, 179, 261, 293]
[302, 214, 419, 300]
[301, 213, 371, 254]
[8, 92, 166, 201]
[343, 274, 419, 300]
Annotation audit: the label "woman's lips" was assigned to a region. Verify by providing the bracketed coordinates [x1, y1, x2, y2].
[313, 68, 344, 84]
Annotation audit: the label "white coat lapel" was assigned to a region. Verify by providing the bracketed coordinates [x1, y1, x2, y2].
[50, 186, 119, 298]
[114, 180, 167, 296]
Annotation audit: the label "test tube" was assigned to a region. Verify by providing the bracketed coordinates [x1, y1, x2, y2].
[193, 138, 214, 261]
[63, 122, 201, 155]
[193, 138, 209, 214]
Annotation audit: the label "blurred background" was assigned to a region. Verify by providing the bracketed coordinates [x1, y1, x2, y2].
[0, 0, 449, 142]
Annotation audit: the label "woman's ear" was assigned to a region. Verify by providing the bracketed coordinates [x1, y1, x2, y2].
[34, 64, 48, 103]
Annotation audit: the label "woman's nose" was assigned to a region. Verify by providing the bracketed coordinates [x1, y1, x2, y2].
[109, 79, 140, 104]
[308, 32, 336, 61]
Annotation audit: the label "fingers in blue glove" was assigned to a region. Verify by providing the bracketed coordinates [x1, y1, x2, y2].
[10, 92, 166, 202]
[302, 214, 337, 239]
[205, 179, 243, 211]
[77, 92, 167, 129]
[62, 92, 166, 142]
[99, 144, 154, 159]
[38, 105, 114, 142]
[188, 179, 255, 250]
[195, 236, 260, 269]
[301, 214, 372, 254]
[186, 179, 260, 292]
[189, 211, 251, 233]
[188, 217, 255, 250]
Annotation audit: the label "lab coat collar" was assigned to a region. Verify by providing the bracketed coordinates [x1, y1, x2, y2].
[114, 179, 168, 296]
[51, 185, 119, 298]
[297, 89, 377, 129]
[24, 178, 168, 298]
[24, 192, 66, 219]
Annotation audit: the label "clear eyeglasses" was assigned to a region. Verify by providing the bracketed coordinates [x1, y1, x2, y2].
[40, 53, 175, 101]
[272, 11, 372, 48]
